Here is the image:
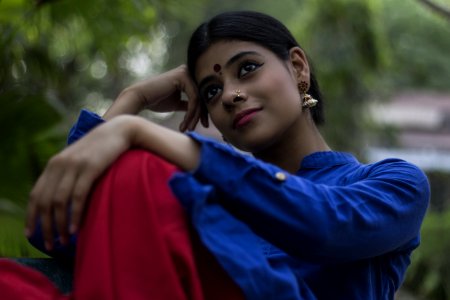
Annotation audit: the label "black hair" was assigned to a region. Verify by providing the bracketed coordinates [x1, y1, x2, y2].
[187, 10, 324, 125]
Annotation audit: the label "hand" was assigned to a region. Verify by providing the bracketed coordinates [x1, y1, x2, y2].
[25, 116, 136, 250]
[107, 65, 208, 132]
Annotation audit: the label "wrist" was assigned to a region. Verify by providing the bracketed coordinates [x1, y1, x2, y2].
[103, 88, 146, 120]
[124, 115, 156, 149]
[119, 87, 147, 107]
[110, 115, 143, 148]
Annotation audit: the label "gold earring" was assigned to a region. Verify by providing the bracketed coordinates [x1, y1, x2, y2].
[299, 81, 318, 108]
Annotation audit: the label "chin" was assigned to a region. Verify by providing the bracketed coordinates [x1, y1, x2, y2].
[231, 137, 272, 154]
[227, 127, 278, 153]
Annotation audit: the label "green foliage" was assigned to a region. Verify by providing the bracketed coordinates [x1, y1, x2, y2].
[287, 0, 389, 155]
[402, 170, 450, 299]
[427, 171, 450, 212]
[285, 0, 450, 156]
[0, 211, 46, 257]
[0, 0, 203, 257]
[404, 210, 450, 299]
[381, 0, 450, 91]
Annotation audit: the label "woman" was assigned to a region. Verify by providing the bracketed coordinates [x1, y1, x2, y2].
[1, 11, 429, 300]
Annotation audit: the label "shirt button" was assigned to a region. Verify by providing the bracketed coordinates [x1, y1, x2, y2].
[275, 172, 287, 181]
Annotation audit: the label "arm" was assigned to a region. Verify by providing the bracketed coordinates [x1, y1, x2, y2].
[26, 65, 205, 250]
[69, 64, 207, 145]
[27, 110, 105, 257]
[102, 65, 207, 130]
[26, 115, 201, 250]
[175, 133, 430, 263]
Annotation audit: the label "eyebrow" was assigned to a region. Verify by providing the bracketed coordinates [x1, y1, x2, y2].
[225, 51, 260, 69]
[197, 51, 262, 92]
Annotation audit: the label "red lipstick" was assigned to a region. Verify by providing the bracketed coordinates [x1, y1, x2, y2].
[233, 108, 262, 129]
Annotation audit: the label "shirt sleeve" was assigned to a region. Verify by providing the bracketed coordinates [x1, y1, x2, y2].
[67, 109, 105, 144]
[185, 132, 430, 263]
[28, 109, 105, 258]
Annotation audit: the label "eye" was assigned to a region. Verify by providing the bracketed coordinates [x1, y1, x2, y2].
[238, 61, 263, 78]
[202, 84, 223, 104]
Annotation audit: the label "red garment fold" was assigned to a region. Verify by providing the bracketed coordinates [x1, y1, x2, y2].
[1, 150, 244, 300]
[0, 259, 69, 300]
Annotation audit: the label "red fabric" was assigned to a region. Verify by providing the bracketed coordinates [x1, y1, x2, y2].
[1, 150, 244, 300]
[0, 259, 69, 300]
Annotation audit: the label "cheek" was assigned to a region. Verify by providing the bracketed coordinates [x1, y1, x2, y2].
[207, 106, 228, 131]
[258, 74, 300, 107]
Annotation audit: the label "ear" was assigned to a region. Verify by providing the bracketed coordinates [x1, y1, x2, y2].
[289, 47, 310, 86]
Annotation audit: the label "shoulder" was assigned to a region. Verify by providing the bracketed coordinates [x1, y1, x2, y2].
[362, 157, 430, 204]
[329, 153, 430, 198]
[365, 157, 428, 182]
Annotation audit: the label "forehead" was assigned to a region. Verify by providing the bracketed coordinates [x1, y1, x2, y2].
[194, 40, 274, 81]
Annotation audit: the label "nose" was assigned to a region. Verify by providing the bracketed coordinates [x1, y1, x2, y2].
[222, 88, 246, 109]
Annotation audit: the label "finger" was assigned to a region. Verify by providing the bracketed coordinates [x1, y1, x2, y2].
[26, 162, 59, 237]
[200, 109, 209, 128]
[179, 112, 190, 132]
[187, 104, 202, 131]
[181, 99, 201, 131]
[180, 75, 200, 132]
[179, 114, 189, 132]
[176, 97, 189, 111]
[40, 205, 54, 251]
[180, 109, 194, 132]
[53, 172, 77, 245]
[26, 178, 44, 236]
[26, 188, 40, 237]
[38, 157, 71, 249]
[69, 175, 95, 234]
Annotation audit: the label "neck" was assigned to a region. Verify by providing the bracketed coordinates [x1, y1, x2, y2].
[253, 121, 330, 173]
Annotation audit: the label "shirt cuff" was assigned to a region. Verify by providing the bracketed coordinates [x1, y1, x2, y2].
[67, 109, 105, 145]
[186, 131, 286, 191]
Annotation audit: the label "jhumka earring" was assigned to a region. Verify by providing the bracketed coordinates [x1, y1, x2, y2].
[298, 81, 318, 108]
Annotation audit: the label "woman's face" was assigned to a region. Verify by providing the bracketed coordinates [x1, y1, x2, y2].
[195, 40, 310, 153]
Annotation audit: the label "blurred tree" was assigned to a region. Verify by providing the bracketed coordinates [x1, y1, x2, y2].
[284, 0, 450, 157]
[285, 0, 389, 156]
[417, 0, 450, 20]
[1, 0, 160, 204]
[405, 209, 450, 299]
[0, 0, 205, 256]
[163, 0, 302, 68]
[382, 0, 450, 92]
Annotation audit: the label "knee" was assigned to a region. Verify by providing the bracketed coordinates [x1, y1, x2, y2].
[104, 149, 179, 185]
[87, 149, 181, 223]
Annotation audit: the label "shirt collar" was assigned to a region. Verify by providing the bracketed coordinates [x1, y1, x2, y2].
[300, 151, 358, 169]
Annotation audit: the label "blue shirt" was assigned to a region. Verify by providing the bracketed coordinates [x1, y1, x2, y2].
[30, 110, 430, 299]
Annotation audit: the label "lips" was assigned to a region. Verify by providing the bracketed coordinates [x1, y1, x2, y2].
[233, 108, 262, 129]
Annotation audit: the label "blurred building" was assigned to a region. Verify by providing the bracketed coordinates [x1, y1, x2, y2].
[368, 91, 450, 172]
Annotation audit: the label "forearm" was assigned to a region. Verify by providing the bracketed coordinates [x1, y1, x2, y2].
[128, 116, 201, 171]
[103, 88, 145, 120]
[103, 66, 194, 120]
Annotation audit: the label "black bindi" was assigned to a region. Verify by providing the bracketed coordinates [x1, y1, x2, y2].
[213, 64, 221, 73]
